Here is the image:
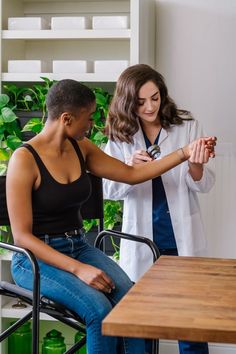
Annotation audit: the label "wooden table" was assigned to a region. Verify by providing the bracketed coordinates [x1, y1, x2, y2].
[102, 256, 236, 344]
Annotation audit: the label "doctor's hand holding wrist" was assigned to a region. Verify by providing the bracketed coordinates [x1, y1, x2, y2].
[182, 136, 216, 161]
[182, 136, 216, 181]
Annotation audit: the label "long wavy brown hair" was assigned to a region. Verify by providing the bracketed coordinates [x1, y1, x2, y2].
[105, 64, 192, 143]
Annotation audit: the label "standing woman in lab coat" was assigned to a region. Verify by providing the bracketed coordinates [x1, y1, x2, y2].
[103, 64, 215, 354]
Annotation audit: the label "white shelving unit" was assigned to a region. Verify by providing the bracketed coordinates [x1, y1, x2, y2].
[0, 0, 156, 84]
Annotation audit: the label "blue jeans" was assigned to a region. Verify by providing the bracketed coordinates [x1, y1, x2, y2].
[11, 234, 145, 354]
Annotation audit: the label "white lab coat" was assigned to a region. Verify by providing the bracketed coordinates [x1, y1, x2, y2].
[103, 119, 215, 282]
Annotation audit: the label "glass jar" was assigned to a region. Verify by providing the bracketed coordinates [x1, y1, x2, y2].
[42, 329, 66, 354]
[74, 331, 86, 354]
[8, 320, 32, 354]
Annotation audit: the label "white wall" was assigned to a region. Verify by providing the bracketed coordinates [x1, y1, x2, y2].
[155, 0, 236, 259]
[155, 2, 236, 352]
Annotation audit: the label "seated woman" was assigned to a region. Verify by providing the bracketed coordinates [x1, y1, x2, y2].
[6, 79, 216, 354]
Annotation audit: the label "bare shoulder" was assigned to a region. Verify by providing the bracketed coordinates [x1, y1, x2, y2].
[78, 137, 100, 157]
[9, 146, 35, 168]
[7, 146, 38, 185]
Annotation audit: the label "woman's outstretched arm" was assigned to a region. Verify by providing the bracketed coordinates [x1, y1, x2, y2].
[80, 136, 216, 184]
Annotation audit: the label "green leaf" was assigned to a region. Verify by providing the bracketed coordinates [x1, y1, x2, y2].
[92, 131, 107, 146]
[113, 250, 120, 261]
[0, 149, 10, 161]
[24, 95, 33, 102]
[0, 164, 7, 176]
[83, 219, 98, 232]
[0, 94, 10, 109]
[1, 107, 18, 123]
[22, 118, 44, 133]
[6, 135, 22, 150]
[0, 225, 9, 232]
[3, 84, 18, 94]
[95, 92, 107, 106]
[4, 120, 22, 139]
[92, 111, 101, 120]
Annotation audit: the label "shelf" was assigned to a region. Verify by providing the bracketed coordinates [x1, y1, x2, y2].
[1, 0, 155, 84]
[2, 299, 57, 321]
[2, 29, 131, 40]
[2, 72, 122, 82]
[0, 252, 13, 261]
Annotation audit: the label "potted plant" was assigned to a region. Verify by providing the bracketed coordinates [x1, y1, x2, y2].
[0, 93, 22, 175]
[0, 93, 22, 250]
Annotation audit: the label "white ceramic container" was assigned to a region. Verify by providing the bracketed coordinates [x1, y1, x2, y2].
[8, 17, 48, 30]
[92, 16, 129, 29]
[51, 17, 89, 30]
[94, 60, 129, 73]
[8, 60, 47, 73]
[52, 60, 88, 73]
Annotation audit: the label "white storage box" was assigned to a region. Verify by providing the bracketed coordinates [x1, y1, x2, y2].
[8, 17, 48, 30]
[8, 60, 47, 73]
[92, 16, 129, 29]
[94, 60, 129, 73]
[53, 60, 88, 73]
[51, 17, 89, 30]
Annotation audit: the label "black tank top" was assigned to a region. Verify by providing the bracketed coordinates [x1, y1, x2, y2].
[23, 138, 91, 236]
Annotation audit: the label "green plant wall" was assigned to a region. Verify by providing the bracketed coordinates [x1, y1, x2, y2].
[2, 79, 123, 240]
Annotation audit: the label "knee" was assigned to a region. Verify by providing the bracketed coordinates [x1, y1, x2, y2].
[86, 299, 113, 326]
[114, 276, 133, 300]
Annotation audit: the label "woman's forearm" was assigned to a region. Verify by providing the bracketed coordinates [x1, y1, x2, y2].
[122, 147, 189, 185]
[188, 162, 204, 181]
[14, 232, 80, 274]
[85, 136, 215, 185]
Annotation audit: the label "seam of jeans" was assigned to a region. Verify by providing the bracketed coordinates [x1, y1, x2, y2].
[123, 337, 129, 354]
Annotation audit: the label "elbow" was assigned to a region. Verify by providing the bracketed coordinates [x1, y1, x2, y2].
[127, 180, 136, 186]
[11, 232, 29, 248]
[12, 235, 24, 247]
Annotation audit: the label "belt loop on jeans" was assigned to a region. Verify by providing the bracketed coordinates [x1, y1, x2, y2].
[42, 234, 50, 244]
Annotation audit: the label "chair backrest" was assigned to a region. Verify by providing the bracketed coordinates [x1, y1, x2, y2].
[81, 173, 103, 219]
[0, 173, 104, 229]
[0, 176, 9, 226]
[81, 173, 104, 232]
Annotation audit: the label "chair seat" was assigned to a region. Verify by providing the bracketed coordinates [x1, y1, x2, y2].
[0, 280, 86, 331]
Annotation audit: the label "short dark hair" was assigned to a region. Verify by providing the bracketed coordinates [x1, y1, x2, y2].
[46, 79, 95, 119]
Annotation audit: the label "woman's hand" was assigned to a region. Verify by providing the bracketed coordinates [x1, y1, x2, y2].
[183, 136, 217, 180]
[127, 150, 152, 165]
[74, 262, 115, 293]
[189, 138, 215, 164]
[183, 136, 217, 161]
[205, 136, 217, 158]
